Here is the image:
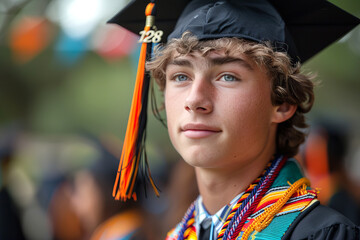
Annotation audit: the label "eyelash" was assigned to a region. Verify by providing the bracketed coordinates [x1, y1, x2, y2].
[219, 74, 239, 82]
[172, 74, 189, 82]
[169, 73, 240, 83]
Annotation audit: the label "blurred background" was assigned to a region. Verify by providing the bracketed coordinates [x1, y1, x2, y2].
[0, 0, 359, 239]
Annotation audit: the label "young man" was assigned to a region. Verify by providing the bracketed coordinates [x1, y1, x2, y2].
[109, 0, 360, 239]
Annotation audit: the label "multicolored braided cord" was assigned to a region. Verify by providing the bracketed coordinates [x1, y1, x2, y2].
[177, 155, 287, 240]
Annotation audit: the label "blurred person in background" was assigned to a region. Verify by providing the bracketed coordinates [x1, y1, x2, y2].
[161, 160, 198, 236]
[0, 124, 27, 240]
[48, 176, 84, 240]
[302, 120, 360, 225]
[329, 147, 360, 226]
[49, 138, 147, 240]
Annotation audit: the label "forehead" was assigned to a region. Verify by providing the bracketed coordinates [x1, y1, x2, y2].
[167, 47, 257, 72]
[164, 37, 260, 66]
[170, 38, 240, 57]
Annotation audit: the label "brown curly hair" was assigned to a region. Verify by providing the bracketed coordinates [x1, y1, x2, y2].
[146, 33, 315, 157]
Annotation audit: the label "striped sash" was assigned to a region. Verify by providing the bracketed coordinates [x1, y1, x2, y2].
[166, 159, 317, 240]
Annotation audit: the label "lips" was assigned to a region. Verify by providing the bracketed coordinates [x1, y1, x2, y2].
[181, 123, 221, 139]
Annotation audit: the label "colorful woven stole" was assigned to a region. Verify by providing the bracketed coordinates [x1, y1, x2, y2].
[165, 157, 318, 240]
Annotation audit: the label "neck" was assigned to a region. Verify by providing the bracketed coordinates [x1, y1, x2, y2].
[195, 151, 275, 215]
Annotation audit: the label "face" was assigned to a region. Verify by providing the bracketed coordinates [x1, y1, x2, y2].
[71, 171, 103, 232]
[164, 50, 279, 170]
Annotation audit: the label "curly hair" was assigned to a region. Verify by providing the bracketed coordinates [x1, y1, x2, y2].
[146, 33, 315, 157]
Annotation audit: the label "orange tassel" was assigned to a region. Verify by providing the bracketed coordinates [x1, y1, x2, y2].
[113, 2, 159, 201]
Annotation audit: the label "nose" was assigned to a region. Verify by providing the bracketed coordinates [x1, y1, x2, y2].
[184, 78, 213, 114]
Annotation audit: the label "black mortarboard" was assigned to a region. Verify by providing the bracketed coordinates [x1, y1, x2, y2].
[108, 0, 359, 201]
[109, 0, 359, 62]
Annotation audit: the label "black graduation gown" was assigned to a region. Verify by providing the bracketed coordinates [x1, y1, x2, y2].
[283, 201, 360, 240]
[0, 187, 26, 240]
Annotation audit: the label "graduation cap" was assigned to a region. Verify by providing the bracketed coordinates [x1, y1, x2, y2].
[109, 0, 360, 63]
[108, 0, 360, 201]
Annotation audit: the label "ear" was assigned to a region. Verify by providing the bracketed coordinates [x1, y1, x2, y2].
[272, 103, 297, 123]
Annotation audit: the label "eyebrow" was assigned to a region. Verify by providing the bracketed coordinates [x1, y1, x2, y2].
[167, 55, 253, 71]
[167, 58, 193, 68]
[210, 56, 253, 70]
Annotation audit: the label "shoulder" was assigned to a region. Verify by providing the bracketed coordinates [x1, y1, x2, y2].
[283, 201, 360, 240]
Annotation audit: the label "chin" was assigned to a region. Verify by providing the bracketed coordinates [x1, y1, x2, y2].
[181, 154, 220, 169]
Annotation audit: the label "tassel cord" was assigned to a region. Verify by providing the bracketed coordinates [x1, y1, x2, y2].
[113, 1, 157, 201]
[227, 156, 287, 240]
[241, 178, 311, 239]
[221, 156, 286, 240]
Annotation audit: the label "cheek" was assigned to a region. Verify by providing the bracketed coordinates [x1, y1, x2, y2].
[224, 88, 273, 132]
[164, 90, 175, 120]
[164, 91, 179, 140]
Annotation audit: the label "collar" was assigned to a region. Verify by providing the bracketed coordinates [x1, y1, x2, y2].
[195, 193, 244, 238]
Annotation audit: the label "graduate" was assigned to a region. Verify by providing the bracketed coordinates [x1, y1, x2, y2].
[108, 0, 360, 239]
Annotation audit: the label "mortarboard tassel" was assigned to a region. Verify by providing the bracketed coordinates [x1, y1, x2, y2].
[113, 1, 161, 201]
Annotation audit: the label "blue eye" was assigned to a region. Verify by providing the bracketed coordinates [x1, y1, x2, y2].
[175, 74, 188, 82]
[222, 74, 237, 81]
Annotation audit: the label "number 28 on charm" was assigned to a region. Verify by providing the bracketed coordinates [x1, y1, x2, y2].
[138, 30, 163, 43]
